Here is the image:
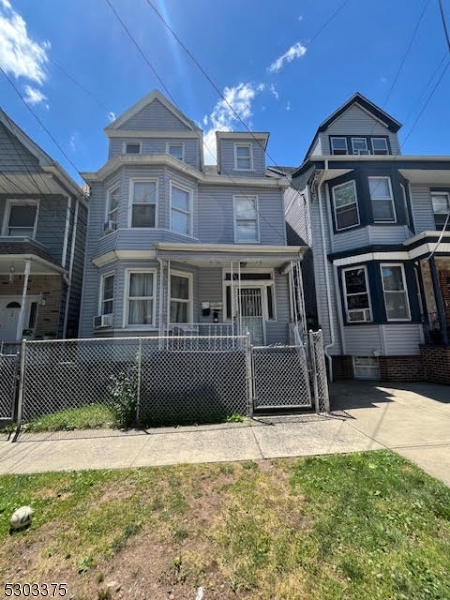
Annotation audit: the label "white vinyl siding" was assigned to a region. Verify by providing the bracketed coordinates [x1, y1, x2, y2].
[129, 179, 157, 228]
[381, 264, 410, 321]
[342, 266, 372, 323]
[234, 195, 259, 243]
[369, 177, 396, 222]
[332, 181, 360, 230]
[170, 183, 192, 236]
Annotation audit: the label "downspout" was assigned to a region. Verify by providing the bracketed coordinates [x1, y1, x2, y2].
[63, 197, 79, 338]
[16, 260, 31, 340]
[317, 160, 336, 381]
[61, 196, 72, 270]
[157, 257, 164, 335]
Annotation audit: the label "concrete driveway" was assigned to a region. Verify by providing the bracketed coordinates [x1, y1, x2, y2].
[330, 380, 450, 486]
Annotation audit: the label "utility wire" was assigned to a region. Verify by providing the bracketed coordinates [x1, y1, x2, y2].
[438, 0, 450, 52]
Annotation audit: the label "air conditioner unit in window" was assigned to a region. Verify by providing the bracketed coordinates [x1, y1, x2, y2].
[93, 314, 113, 329]
[348, 309, 371, 323]
[104, 220, 118, 234]
[355, 149, 371, 155]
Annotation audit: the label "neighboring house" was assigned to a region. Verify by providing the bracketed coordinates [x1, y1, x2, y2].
[286, 92, 450, 382]
[80, 90, 306, 344]
[0, 110, 87, 346]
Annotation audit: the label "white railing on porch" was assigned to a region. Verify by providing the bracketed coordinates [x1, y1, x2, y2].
[164, 323, 235, 337]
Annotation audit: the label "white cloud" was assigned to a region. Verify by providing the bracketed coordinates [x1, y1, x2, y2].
[107, 111, 117, 123]
[286, 101, 291, 111]
[0, 1, 49, 84]
[268, 83, 279, 100]
[202, 82, 264, 164]
[23, 85, 47, 107]
[268, 42, 307, 74]
[69, 133, 77, 152]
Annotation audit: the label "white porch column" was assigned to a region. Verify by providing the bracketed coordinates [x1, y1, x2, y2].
[16, 260, 31, 340]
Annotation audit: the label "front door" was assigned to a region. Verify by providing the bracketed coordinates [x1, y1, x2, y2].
[0, 299, 21, 342]
[236, 287, 265, 345]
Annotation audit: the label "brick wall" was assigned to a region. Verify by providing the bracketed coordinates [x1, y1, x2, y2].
[420, 344, 450, 385]
[332, 355, 353, 380]
[379, 356, 426, 382]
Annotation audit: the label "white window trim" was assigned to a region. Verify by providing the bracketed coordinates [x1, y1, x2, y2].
[128, 178, 158, 228]
[2, 199, 39, 238]
[233, 195, 260, 243]
[351, 137, 368, 153]
[371, 138, 389, 155]
[169, 270, 193, 323]
[222, 269, 276, 322]
[169, 181, 193, 237]
[431, 191, 450, 215]
[99, 271, 115, 316]
[123, 268, 157, 329]
[369, 176, 397, 223]
[380, 263, 411, 322]
[332, 180, 360, 231]
[105, 184, 120, 226]
[166, 142, 184, 162]
[342, 266, 373, 323]
[330, 137, 348, 155]
[234, 143, 253, 171]
[123, 142, 142, 154]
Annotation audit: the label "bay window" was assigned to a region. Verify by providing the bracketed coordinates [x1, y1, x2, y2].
[381, 264, 410, 321]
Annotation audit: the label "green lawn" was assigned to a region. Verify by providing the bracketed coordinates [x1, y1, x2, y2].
[0, 451, 449, 599]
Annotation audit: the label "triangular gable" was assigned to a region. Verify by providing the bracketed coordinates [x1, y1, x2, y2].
[105, 90, 201, 133]
[317, 92, 401, 133]
[0, 108, 53, 168]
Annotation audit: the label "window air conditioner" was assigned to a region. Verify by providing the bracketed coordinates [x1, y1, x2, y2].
[93, 314, 113, 329]
[348, 309, 371, 323]
[355, 149, 371, 155]
[104, 220, 118, 234]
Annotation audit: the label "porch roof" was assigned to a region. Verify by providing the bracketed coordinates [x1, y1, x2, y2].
[0, 241, 66, 275]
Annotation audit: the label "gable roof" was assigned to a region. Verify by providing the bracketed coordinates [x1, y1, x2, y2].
[104, 89, 201, 133]
[0, 108, 54, 167]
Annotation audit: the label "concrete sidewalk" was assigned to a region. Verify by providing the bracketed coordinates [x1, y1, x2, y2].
[0, 381, 449, 486]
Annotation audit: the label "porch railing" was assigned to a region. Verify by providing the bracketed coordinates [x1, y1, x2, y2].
[164, 322, 235, 337]
[422, 312, 450, 345]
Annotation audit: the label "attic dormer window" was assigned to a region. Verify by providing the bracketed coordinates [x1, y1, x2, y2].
[125, 143, 141, 154]
[352, 138, 369, 155]
[330, 137, 348, 155]
[168, 143, 183, 161]
[371, 138, 389, 155]
[234, 143, 252, 170]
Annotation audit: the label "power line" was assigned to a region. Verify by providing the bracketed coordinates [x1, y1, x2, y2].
[438, 0, 450, 52]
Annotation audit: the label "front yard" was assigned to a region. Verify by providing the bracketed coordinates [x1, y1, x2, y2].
[0, 451, 449, 599]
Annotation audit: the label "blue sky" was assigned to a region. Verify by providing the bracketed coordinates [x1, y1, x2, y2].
[0, 0, 449, 184]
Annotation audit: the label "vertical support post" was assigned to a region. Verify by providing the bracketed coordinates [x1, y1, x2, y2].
[15, 338, 27, 433]
[136, 338, 142, 425]
[245, 334, 253, 416]
[429, 256, 448, 345]
[308, 330, 319, 414]
[230, 261, 234, 337]
[16, 260, 31, 340]
[415, 260, 430, 340]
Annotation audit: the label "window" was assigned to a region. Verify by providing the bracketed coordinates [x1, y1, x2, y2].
[352, 138, 369, 154]
[369, 177, 396, 222]
[330, 137, 348, 155]
[125, 143, 140, 154]
[170, 272, 192, 323]
[431, 192, 450, 230]
[4, 201, 38, 237]
[371, 138, 389, 155]
[400, 183, 411, 228]
[234, 195, 259, 242]
[332, 181, 359, 230]
[126, 271, 155, 326]
[342, 267, 372, 323]
[130, 180, 157, 227]
[234, 144, 252, 170]
[101, 273, 114, 315]
[168, 143, 183, 161]
[170, 183, 191, 235]
[381, 264, 410, 321]
[106, 185, 120, 227]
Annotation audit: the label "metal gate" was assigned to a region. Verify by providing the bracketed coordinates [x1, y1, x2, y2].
[0, 353, 18, 420]
[252, 345, 312, 410]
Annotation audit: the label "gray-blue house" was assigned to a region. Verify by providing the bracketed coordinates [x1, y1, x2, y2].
[286, 92, 450, 382]
[0, 109, 87, 345]
[80, 90, 306, 344]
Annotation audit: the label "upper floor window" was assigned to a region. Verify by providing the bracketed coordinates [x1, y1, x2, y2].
[170, 183, 192, 236]
[369, 177, 396, 222]
[167, 143, 184, 161]
[380, 264, 410, 321]
[126, 270, 155, 327]
[130, 180, 157, 228]
[332, 181, 360, 231]
[125, 143, 141, 154]
[100, 273, 114, 316]
[170, 272, 192, 323]
[352, 138, 369, 155]
[330, 137, 348, 155]
[342, 266, 372, 323]
[371, 138, 389, 155]
[234, 144, 252, 170]
[431, 191, 450, 230]
[3, 200, 38, 237]
[234, 195, 259, 243]
[105, 185, 120, 231]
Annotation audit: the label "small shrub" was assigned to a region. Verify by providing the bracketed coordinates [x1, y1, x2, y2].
[107, 368, 137, 428]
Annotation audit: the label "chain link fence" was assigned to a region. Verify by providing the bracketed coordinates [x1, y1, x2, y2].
[19, 336, 251, 427]
[0, 353, 18, 420]
[308, 330, 330, 413]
